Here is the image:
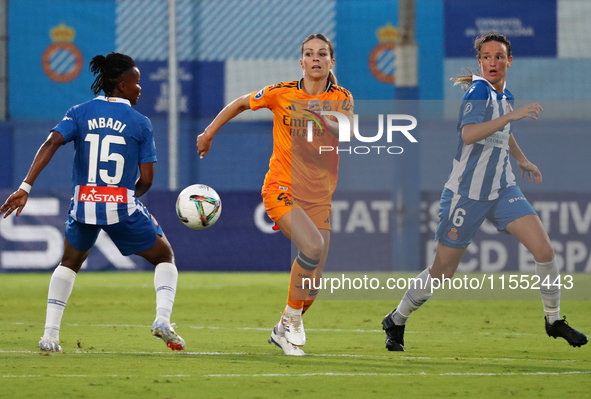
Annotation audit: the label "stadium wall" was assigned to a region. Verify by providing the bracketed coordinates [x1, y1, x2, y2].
[2, 0, 590, 272]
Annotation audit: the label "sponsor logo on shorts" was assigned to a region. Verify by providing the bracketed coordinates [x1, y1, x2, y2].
[277, 193, 293, 206]
[508, 196, 526, 203]
[324, 217, 331, 224]
[447, 227, 459, 241]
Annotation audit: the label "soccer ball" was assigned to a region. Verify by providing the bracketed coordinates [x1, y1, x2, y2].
[176, 184, 222, 230]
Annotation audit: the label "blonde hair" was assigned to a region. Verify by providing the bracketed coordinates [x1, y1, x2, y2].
[451, 32, 512, 91]
[301, 33, 337, 85]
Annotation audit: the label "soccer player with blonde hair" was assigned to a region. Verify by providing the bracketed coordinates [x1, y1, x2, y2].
[198, 34, 353, 356]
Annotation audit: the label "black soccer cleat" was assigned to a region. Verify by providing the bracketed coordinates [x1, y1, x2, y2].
[545, 316, 588, 348]
[382, 310, 406, 351]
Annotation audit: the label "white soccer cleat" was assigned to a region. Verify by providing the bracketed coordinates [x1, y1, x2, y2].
[151, 319, 186, 351]
[39, 336, 62, 353]
[268, 326, 306, 356]
[282, 313, 306, 347]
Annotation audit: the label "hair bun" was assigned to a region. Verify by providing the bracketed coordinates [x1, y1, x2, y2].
[89, 54, 107, 75]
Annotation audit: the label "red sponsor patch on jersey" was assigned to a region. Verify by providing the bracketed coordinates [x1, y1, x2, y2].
[78, 186, 127, 203]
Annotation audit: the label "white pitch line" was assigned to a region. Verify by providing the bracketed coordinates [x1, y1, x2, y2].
[1, 322, 539, 336]
[197, 370, 591, 378]
[2, 371, 590, 379]
[0, 349, 584, 364]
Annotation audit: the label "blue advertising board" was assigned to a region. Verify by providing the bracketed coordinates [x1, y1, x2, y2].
[421, 191, 591, 273]
[4, 189, 591, 273]
[444, 0, 557, 58]
[0, 190, 395, 273]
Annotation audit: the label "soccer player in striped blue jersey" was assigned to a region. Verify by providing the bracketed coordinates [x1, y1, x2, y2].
[381, 33, 587, 351]
[0, 53, 185, 352]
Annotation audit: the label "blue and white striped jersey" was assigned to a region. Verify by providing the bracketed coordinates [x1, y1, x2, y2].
[53, 96, 157, 225]
[444, 75, 516, 201]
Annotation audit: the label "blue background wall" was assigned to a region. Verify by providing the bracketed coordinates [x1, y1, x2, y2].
[2, 0, 590, 272]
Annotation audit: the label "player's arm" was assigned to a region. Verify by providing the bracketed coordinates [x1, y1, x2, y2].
[307, 98, 354, 141]
[197, 93, 251, 159]
[0, 130, 64, 218]
[462, 103, 543, 145]
[509, 133, 542, 185]
[136, 162, 154, 198]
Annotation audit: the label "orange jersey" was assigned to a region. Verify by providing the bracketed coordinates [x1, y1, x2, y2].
[250, 79, 354, 204]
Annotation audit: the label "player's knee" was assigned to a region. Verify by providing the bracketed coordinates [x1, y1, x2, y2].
[534, 243, 555, 264]
[301, 236, 324, 261]
[138, 240, 174, 266]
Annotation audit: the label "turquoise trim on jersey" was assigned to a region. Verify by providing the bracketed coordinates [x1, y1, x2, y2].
[444, 76, 516, 201]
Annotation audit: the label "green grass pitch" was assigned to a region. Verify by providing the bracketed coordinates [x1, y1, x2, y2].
[0, 272, 589, 398]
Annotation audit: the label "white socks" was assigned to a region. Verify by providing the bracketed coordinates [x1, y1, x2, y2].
[389, 258, 561, 327]
[393, 268, 433, 325]
[276, 305, 302, 334]
[44, 265, 77, 340]
[535, 257, 561, 324]
[284, 305, 302, 316]
[42, 263, 178, 340]
[154, 262, 178, 324]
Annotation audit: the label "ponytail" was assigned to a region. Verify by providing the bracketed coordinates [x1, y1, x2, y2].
[89, 52, 136, 96]
[451, 69, 480, 92]
[328, 69, 337, 86]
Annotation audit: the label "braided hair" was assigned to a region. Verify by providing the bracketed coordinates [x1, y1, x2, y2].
[89, 53, 136, 96]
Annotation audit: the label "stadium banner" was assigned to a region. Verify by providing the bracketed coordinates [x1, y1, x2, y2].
[133, 61, 225, 118]
[8, 0, 116, 120]
[0, 190, 395, 273]
[421, 191, 591, 273]
[336, 0, 444, 100]
[444, 0, 557, 58]
[3, 189, 591, 274]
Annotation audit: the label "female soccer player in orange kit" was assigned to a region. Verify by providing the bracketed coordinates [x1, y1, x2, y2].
[198, 34, 353, 356]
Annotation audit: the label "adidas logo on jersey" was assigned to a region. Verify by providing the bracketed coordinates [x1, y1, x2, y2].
[285, 104, 297, 111]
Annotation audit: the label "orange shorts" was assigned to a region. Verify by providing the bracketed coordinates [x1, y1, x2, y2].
[262, 189, 332, 230]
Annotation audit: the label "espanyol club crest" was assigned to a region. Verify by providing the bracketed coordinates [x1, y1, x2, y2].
[369, 22, 399, 84]
[447, 228, 459, 241]
[42, 23, 83, 83]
